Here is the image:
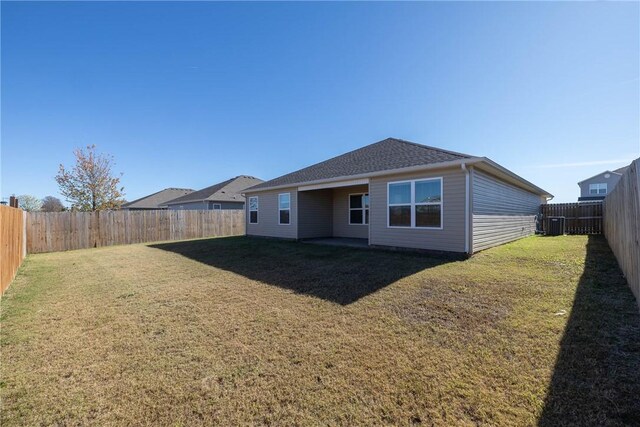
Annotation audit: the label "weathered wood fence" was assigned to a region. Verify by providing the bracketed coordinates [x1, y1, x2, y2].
[540, 201, 603, 234]
[604, 159, 640, 307]
[0, 205, 26, 294]
[26, 210, 245, 254]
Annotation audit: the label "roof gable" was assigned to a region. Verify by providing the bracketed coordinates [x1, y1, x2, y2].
[577, 169, 624, 185]
[247, 138, 474, 191]
[165, 176, 264, 205]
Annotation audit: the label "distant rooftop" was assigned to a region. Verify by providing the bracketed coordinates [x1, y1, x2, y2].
[164, 176, 264, 205]
[122, 188, 194, 209]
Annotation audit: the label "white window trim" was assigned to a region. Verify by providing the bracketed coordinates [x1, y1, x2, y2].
[348, 192, 369, 225]
[248, 196, 258, 224]
[212, 203, 222, 210]
[386, 177, 443, 230]
[278, 193, 291, 225]
[588, 183, 607, 195]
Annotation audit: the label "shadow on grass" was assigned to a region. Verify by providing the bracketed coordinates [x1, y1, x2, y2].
[539, 235, 640, 426]
[149, 236, 459, 305]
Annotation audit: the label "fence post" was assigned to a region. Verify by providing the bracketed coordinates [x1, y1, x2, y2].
[22, 211, 27, 258]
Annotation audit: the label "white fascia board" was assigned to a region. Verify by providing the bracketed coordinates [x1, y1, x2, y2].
[298, 178, 369, 192]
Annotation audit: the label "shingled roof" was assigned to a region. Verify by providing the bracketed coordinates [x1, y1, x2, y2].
[247, 138, 475, 191]
[164, 175, 264, 205]
[122, 188, 194, 209]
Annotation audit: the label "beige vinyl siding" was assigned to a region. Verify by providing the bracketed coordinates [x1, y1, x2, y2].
[472, 215, 537, 251]
[332, 185, 369, 239]
[369, 168, 466, 253]
[298, 189, 333, 239]
[245, 189, 298, 239]
[471, 169, 544, 252]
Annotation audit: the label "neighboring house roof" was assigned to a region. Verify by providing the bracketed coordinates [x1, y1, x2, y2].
[577, 169, 625, 185]
[613, 166, 630, 174]
[164, 175, 264, 205]
[245, 137, 552, 198]
[122, 188, 194, 209]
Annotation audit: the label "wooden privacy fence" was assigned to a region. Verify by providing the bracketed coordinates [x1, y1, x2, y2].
[1, 205, 26, 294]
[604, 159, 640, 307]
[540, 202, 603, 234]
[26, 210, 245, 254]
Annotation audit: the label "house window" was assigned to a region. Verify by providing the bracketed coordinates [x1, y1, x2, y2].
[589, 183, 607, 195]
[278, 193, 290, 225]
[212, 203, 221, 210]
[349, 193, 369, 225]
[249, 197, 258, 224]
[388, 178, 442, 229]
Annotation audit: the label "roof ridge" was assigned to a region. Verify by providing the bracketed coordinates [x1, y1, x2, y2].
[259, 138, 471, 180]
[385, 137, 475, 159]
[247, 137, 477, 192]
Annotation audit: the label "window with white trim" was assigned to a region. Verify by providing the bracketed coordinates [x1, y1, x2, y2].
[212, 203, 221, 210]
[278, 193, 290, 225]
[589, 183, 607, 195]
[248, 196, 258, 224]
[388, 178, 442, 228]
[349, 193, 369, 225]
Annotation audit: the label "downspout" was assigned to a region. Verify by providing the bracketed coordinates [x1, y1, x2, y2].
[462, 163, 470, 254]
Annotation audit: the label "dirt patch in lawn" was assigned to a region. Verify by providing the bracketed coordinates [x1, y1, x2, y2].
[389, 282, 511, 336]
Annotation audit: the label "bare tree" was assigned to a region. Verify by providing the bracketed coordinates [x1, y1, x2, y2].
[41, 196, 66, 212]
[55, 145, 125, 211]
[17, 194, 43, 212]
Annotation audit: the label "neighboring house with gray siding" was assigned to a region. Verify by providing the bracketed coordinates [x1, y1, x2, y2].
[577, 167, 628, 201]
[122, 188, 194, 210]
[243, 138, 552, 255]
[164, 176, 263, 210]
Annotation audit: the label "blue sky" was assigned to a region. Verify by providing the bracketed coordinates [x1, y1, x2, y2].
[2, 2, 638, 204]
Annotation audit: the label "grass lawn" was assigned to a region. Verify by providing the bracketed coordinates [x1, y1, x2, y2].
[1, 235, 639, 426]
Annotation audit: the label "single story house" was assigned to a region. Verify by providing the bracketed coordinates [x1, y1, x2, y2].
[163, 175, 264, 210]
[243, 138, 553, 255]
[121, 188, 194, 210]
[577, 166, 629, 201]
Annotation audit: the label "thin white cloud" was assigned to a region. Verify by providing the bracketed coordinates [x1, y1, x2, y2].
[535, 158, 636, 169]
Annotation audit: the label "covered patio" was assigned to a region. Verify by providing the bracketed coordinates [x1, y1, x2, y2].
[296, 180, 370, 243]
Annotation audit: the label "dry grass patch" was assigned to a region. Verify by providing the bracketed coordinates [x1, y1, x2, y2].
[1, 235, 638, 426]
